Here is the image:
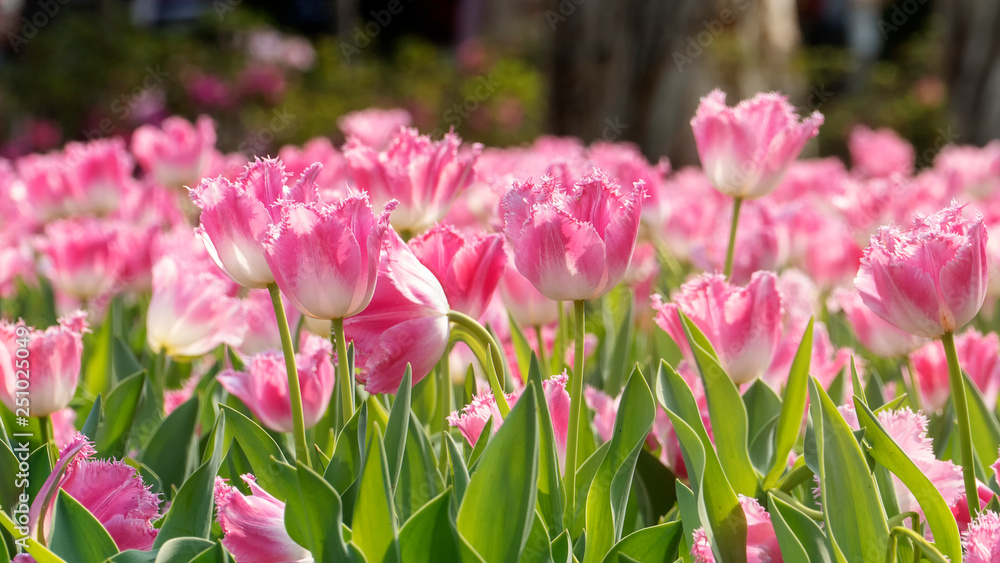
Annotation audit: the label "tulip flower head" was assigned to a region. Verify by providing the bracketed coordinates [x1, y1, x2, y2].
[909, 329, 1000, 412]
[0, 312, 88, 417]
[36, 218, 124, 301]
[964, 511, 1000, 563]
[131, 115, 217, 188]
[831, 287, 924, 358]
[337, 107, 412, 151]
[848, 125, 915, 179]
[501, 170, 646, 301]
[691, 89, 823, 199]
[215, 475, 312, 563]
[855, 202, 988, 338]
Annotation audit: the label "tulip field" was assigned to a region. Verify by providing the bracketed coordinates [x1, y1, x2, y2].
[4, 90, 1000, 563]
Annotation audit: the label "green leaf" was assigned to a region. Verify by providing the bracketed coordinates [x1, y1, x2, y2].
[457, 384, 539, 563]
[140, 395, 200, 496]
[95, 371, 146, 458]
[569, 441, 612, 535]
[394, 413, 444, 522]
[599, 522, 682, 563]
[507, 311, 535, 381]
[853, 398, 961, 561]
[0, 510, 64, 563]
[112, 336, 144, 383]
[352, 425, 401, 563]
[0, 439, 20, 524]
[153, 538, 215, 563]
[445, 432, 471, 505]
[602, 289, 635, 395]
[82, 312, 113, 396]
[633, 449, 677, 526]
[768, 493, 832, 563]
[283, 460, 355, 561]
[809, 377, 888, 561]
[49, 490, 118, 561]
[188, 542, 231, 563]
[764, 318, 813, 489]
[399, 489, 483, 562]
[678, 312, 759, 495]
[674, 481, 698, 558]
[583, 370, 655, 563]
[527, 353, 566, 534]
[81, 394, 102, 440]
[385, 365, 412, 489]
[963, 372, 1000, 473]
[522, 511, 554, 563]
[466, 416, 492, 470]
[217, 405, 288, 499]
[325, 402, 366, 494]
[153, 414, 226, 547]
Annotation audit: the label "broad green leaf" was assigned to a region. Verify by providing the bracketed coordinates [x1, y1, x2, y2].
[963, 373, 1000, 472]
[188, 542, 231, 563]
[81, 394, 102, 440]
[602, 288, 635, 395]
[550, 531, 572, 563]
[456, 385, 539, 563]
[153, 414, 225, 547]
[675, 481, 699, 557]
[522, 511, 554, 563]
[583, 370, 655, 563]
[112, 336, 144, 383]
[399, 489, 483, 562]
[853, 398, 961, 561]
[49, 490, 118, 561]
[394, 413, 444, 522]
[809, 377, 888, 561]
[153, 538, 215, 563]
[655, 361, 711, 455]
[352, 425, 401, 563]
[570, 441, 612, 535]
[218, 405, 288, 498]
[325, 402, 366, 494]
[599, 522, 682, 563]
[0, 510, 64, 563]
[768, 493, 832, 563]
[678, 313, 759, 494]
[140, 395, 200, 496]
[283, 460, 355, 561]
[445, 432, 470, 505]
[82, 311, 113, 396]
[385, 366, 412, 489]
[764, 318, 813, 489]
[95, 371, 146, 458]
[743, 379, 782, 442]
[0, 432, 22, 512]
[508, 311, 535, 380]
[633, 448, 677, 526]
[527, 353, 565, 534]
[466, 416, 492, 470]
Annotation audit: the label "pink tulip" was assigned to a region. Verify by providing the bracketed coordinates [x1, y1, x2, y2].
[215, 475, 311, 563]
[30, 433, 161, 551]
[935, 141, 1000, 200]
[190, 158, 296, 288]
[218, 334, 334, 432]
[953, 482, 996, 533]
[690, 89, 823, 199]
[58, 138, 135, 216]
[693, 200, 786, 284]
[653, 271, 782, 385]
[263, 193, 393, 320]
[337, 107, 412, 151]
[656, 167, 729, 261]
[239, 288, 302, 356]
[14, 151, 77, 221]
[501, 170, 646, 301]
[146, 255, 245, 359]
[36, 218, 124, 300]
[499, 259, 560, 328]
[344, 127, 481, 232]
[848, 125, 915, 179]
[131, 115, 216, 188]
[909, 329, 1000, 411]
[278, 137, 349, 197]
[0, 312, 87, 417]
[449, 373, 570, 462]
[51, 407, 77, 449]
[831, 287, 924, 358]
[964, 511, 1000, 563]
[586, 141, 670, 228]
[345, 228, 450, 393]
[692, 495, 782, 562]
[409, 225, 507, 320]
[855, 201, 989, 338]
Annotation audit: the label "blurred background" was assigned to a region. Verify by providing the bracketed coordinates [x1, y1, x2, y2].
[0, 0, 994, 166]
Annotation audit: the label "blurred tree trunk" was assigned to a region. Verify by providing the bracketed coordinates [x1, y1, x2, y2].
[941, 0, 1000, 146]
[547, 0, 713, 164]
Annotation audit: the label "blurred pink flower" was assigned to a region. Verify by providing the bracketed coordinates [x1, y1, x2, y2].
[278, 137, 349, 197]
[345, 228, 450, 393]
[215, 474, 311, 563]
[692, 495, 781, 562]
[35, 218, 124, 301]
[653, 271, 782, 385]
[693, 200, 786, 284]
[690, 89, 822, 199]
[656, 167, 729, 261]
[131, 115, 216, 189]
[501, 170, 646, 301]
[62, 138, 135, 216]
[499, 257, 561, 328]
[831, 287, 924, 358]
[855, 202, 988, 338]
[344, 127, 480, 231]
[51, 407, 77, 449]
[964, 511, 1000, 563]
[337, 107, 412, 151]
[848, 125, 915, 179]
[409, 225, 507, 320]
[239, 288, 301, 356]
[219, 334, 334, 432]
[185, 73, 235, 110]
[0, 312, 88, 417]
[909, 329, 1000, 411]
[935, 142, 1000, 200]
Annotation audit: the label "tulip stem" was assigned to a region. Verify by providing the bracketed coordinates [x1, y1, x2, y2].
[723, 196, 743, 279]
[564, 299, 586, 524]
[437, 352, 451, 470]
[534, 325, 548, 376]
[332, 317, 354, 431]
[447, 310, 510, 417]
[39, 414, 54, 466]
[904, 355, 922, 411]
[942, 330, 978, 519]
[268, 283, 311, 469]
[555, 303, 566, 373]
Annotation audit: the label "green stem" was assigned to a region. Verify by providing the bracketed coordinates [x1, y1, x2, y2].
[904, 355, 922, 411]
[534, 325, 548, 375]
[39, 414, 54, 467]
[942, 330, 978, 519]
[447, 310, 510, 417]
[776, 462, 814, 493]
[555, 302, 566, 373]
[437, 350, 452, 470]
[723, 196, 744, 279]
[564, 300, 586, 521]
[768, 489, 825, 521]
[268, 284, 310, 469]
[332, 317, 354, 432]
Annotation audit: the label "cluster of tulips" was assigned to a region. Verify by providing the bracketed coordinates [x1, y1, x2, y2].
[4, 89, 1000, 562]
